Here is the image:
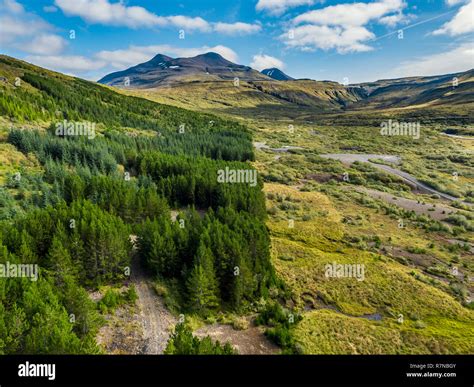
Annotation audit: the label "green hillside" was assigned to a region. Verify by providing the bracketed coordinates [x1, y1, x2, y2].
[0, 55, 277, 354]
[0, 55, 473, 355]
[121, 62, 474, 354]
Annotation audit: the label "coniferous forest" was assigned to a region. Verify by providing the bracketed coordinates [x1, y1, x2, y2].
[0, 56, 277, 354]
[2, 0, 474, 382]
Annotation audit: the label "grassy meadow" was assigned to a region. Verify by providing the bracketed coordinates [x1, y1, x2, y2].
[128, 83, 474, 354]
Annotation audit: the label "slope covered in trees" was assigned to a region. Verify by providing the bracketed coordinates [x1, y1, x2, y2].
[0, 56, 276, 354]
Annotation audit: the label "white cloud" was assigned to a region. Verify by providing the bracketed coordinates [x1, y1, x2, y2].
[165, 15, 211, 32]
[23, 34, 67, 55]
[379, 12, 406, 27]
[433, 0, 474, 36]
[284, 24, 375, 54]
[95, 44, 240, 69]
[0, 0, 67, 55]
[250, 54, 285, 71]
[213, 22, 261, 35]
[445, 0, 466, 5]
[284, 0, 408, 53]
[293, 0, 405, 26]
[3, 0, 23, 13]
[390, 42, 474, 77]
[55, 0, 211, 31]
[55, 0, 165, 28]
[54, 0, 261, 35]
[256, 0, 316, 15]
[25, 55, 106, 72]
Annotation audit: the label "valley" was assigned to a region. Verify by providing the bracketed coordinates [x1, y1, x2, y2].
[0, 52, 473, 355]
[107, 53, 474, 354]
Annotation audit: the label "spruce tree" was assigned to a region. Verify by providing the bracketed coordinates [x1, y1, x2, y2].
[186, 241, 219, 312]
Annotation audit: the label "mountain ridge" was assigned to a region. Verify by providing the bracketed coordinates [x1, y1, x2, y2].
[98, 52, 474, 111]
[98, 51, 271, 88]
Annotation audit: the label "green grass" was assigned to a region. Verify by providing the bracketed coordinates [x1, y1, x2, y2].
[294, 309, 474, 354]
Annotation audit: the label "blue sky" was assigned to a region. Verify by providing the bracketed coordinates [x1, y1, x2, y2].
[0, 0, 473, 83]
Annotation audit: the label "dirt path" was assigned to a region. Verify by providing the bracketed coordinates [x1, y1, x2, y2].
[97, 236, 280, 355]
[442, 133, 474, 140]
[320, 153, 461, 202]
[131, 257, 177, 354]
[353, 187, 457, 221]
[194, 321, 280, 355]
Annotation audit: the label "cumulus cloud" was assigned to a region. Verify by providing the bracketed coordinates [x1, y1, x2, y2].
[0, 0, 67, 54]
[379, 12, 407, 27]
[250, 54, 285, 71]
[284, 0, 408, 53]
[25, 55, 106, 72]
[293, 0, 406, 26]
[445, 0, 466, 5]
[433, 0, 474, 36]
[23, 34, 67, 55]
[284, 24, 375, 53]
[55, 0, 210, 30]
[213, 22, 261, 35]
[256, 0, 317, 15]
[54, 0, 261, 35]
[165, 15, 212, 32]
[390, 42, 474, 78]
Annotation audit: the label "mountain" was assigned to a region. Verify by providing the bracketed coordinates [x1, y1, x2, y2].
[98, 52, 271, 88]
[261, 68, 294, 81]
[351, 69, 474, 109]
[96, 51, 474, 123]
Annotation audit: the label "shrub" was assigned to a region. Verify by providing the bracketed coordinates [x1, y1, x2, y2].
[164, 323, 235, 354]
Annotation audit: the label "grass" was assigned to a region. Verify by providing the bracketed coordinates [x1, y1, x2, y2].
[264, 183, 474, 354]
[294, 309, 474, 354]
[129, 83, 474, 354]
[4, 61, 472, 355]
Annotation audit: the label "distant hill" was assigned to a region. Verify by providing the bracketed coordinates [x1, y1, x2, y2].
[97, 50, 474, 116]
[0, 54, 248, 135]
[351, 69, 474, 109]
[98, 52, 271, 88]
[261, 68, 294, 81]
[99, 51, 474, 116]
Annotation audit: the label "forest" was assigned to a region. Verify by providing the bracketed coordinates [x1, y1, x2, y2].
[0, 57, 276, 354]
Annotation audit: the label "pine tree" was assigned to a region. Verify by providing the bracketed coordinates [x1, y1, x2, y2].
[186, 241, 219, 312]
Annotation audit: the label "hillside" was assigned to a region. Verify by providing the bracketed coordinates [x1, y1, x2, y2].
[106, 55, 474, 355]
[1, 55, 473, 356]
[0, 55, 277, 355]
[0, 55, 253, 134]
[352, 69, 474, 110]
[98, 52, 474, 120]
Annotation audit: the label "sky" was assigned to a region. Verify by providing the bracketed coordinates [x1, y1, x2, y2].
[0, 0, 473, 83]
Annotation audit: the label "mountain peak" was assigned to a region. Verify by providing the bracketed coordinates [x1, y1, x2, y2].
[197, 52, 224, 59]
[191, 52, 234, 66]
[98, 51, 269, 88]
[149, 53, 174, 63]
[261, 68, 294, 81]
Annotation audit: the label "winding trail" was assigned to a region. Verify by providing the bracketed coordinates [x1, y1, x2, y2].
[131, 256, 177, 354]
[320, 153, 461, 202]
